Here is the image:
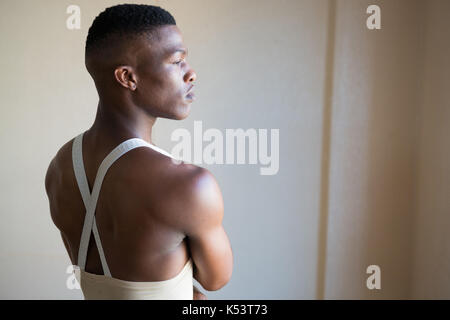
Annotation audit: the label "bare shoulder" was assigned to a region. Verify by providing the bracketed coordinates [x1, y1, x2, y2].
[136, 151, 232, 291]
[44, 137, 78, 232]
[45, 138, 75, 196]
[167, 163, 224, 236]
[169, 163, 224, 219]
[135, 150, 224, 233]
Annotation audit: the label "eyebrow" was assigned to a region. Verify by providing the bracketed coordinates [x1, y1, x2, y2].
[172, 48, 187, 55]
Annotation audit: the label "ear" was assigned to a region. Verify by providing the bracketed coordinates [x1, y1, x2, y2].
[114, 66, 137, 91]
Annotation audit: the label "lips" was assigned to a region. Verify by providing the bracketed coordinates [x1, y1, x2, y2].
[185, 85, 195, 101]
[185, 92, 195, 101]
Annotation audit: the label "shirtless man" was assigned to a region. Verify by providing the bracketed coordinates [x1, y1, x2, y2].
[44, 4, 233, 299]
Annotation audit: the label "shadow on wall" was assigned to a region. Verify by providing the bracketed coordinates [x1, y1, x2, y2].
[316, 0, 336, 300]
[316, 0, 438, 299]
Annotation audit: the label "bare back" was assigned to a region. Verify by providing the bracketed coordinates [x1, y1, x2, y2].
[45, 131, 195, 282]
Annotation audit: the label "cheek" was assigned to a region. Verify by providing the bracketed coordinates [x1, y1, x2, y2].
[140, 67, 184, 104]
[163, 70, 185, 99]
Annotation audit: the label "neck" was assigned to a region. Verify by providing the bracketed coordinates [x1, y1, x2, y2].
[88, 100, 157, 145]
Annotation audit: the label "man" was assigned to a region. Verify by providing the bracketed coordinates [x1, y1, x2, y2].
[44, 4, 233, 299]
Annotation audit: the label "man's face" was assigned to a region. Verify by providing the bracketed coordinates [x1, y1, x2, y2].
[133, 25, 196, 120]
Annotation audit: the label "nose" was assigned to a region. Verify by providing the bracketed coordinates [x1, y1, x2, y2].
[184, 67, 197, 83]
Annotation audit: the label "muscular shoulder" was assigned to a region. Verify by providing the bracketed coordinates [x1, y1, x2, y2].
[169, 165, 224, 235]
[45, 138, 77, 229]
[45, 138, 75, 197]
[135, 153, 224, 234]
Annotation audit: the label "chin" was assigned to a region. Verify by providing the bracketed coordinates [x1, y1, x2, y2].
[172, 103, 191, 120]
[161, 109, 190, 120]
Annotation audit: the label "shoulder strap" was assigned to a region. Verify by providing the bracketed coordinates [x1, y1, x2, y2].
[72, 132, 160, 277]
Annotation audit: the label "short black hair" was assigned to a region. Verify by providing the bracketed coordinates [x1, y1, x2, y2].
[85, 4, 176, 55]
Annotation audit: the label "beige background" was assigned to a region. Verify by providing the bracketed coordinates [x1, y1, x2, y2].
[0, 0, 448, 299]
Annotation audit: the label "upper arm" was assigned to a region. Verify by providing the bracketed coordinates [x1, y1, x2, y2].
[169, 167, 233, 291]
[45, 155, 63, 230]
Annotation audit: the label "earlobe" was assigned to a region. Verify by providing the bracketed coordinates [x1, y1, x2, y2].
[128, 73, 138, 91]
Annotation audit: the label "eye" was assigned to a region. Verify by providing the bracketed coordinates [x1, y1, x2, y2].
[174, 58, 185, 65]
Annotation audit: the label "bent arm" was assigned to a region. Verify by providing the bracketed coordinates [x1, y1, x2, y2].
[188, 220, 233, 291]
[175, 168, 233, 291]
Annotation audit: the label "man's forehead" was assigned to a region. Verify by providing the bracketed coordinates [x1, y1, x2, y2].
[123, 25, 185, 66]
[149, 25, 185, 53]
